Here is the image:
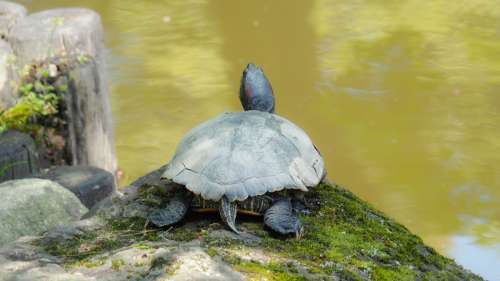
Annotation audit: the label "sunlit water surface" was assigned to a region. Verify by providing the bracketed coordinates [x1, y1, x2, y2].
[21, 1, 500, 279]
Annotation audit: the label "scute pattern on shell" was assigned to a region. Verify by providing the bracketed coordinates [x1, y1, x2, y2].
[162, 110, 325, 201]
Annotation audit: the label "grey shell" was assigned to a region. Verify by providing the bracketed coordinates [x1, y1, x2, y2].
[162, 110, 325, 202]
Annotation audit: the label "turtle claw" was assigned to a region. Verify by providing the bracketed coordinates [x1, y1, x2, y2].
[148, 192, 191, 227]
[226, 219, 241, 234]
[264, 199, 304, 237]
[295, 223, 304, 240]
[149, 208, 176, 227]
[219, 196, 240, 234]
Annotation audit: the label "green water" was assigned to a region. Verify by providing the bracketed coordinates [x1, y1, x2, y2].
[21, 1, 500, 279]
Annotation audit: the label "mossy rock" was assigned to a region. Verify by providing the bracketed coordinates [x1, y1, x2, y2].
[25, 182, 484, 281]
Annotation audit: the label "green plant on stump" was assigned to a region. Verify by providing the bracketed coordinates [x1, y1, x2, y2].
[0, 64, 63, 135]
[0, 15, 71, 135]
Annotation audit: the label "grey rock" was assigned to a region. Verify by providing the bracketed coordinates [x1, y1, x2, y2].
[0, 236, 41, 261]
[208, 229, 261, 245]
[42, 165, 116, 209]
[130, 164, 168, 188]
[84, 173, 178, 220]
[72, 216, 106, 232]
[83, 194, 123, 219]
[84, 188, 158, 220]
[0, 1, 27, 40]
[39, 225, 83, 246]
[0, 179, 88, 246]
[3, 263, 92, 281]
[0, 235, 246, 281]
[146, 246, 245, 281]
[121, 201, 153, 219]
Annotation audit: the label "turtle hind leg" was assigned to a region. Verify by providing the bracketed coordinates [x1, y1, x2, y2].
[219, 196, 239, 234]
[148, 192, 192, 227]
[264, 199, 304, 239]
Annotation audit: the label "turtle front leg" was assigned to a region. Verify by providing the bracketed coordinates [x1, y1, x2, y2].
[264, 198, 304, 239]
[219, 196, 239, 234]
[148, 191, 193, 227]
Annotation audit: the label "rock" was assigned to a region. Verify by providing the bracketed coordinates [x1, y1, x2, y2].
[0, 179, 484, 280]
[0, 261, 91, 281]
[8, 8, 117, 176]
[83, 195, 123, 220]
[0, 130, 39, 183]
[84, 170, 180, 220]
[38, 217, 106, 250]
[0, 179, 88, 246]
[0, 218, 244, 281]
[0, 239, 82, 281]
[130, 164, 168, 188]
[147, 246, 245, 281]
[0, 236, 41, 261]
[72, 216, 106, 232]
[207, 229, 261, 245]
[0, 1, 27, 41]
[42, 165, 116, 209]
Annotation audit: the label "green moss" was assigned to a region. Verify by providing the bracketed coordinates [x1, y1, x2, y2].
[134, 261, 145, 267]
[138, 185, 172, 198]
[164, 226, 201, 242]
[111, 259, 125, 270]
[371, 267, 415, 281]
[0, 63, 64, 135]
[249, 184, 482, 280]
[230, 259, 306, 281]
[131, 243, 154, 250]
[40, 216, 162, 265]
[207, 247, 218, 257]
[150, 257, 170, 269]
[68, 256, 106, 269]
[203, 183, 481, 280]
[149, 256, 179, 276]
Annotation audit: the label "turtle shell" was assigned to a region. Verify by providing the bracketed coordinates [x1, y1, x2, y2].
[162, 110, 325, 201]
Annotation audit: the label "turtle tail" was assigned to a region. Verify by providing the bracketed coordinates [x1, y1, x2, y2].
[219, 196, 239, 234]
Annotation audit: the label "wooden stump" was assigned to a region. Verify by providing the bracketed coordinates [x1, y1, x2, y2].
[8, 8, 117, 176]
[0, 40, 13, 108]
[64, 59, 116, 173]
[0, 1, 26, 108]
[0, 1, 27, 40]
[0, 130, 39, 182]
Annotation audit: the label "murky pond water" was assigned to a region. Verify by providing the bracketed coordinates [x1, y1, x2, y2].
[21, 1, 500, 279]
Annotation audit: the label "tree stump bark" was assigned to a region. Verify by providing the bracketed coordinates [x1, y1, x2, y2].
[0, 130, 39, 182]
[0, 40, 13, 108]
[7, 8, 117, 176]
[0, 1, 26, 108]
[0, 1, 27, 40]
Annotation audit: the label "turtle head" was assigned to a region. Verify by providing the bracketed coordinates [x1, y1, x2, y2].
[239, 63, 275, 113]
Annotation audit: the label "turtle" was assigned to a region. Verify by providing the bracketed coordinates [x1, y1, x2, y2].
[149, 64, 325, 237]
